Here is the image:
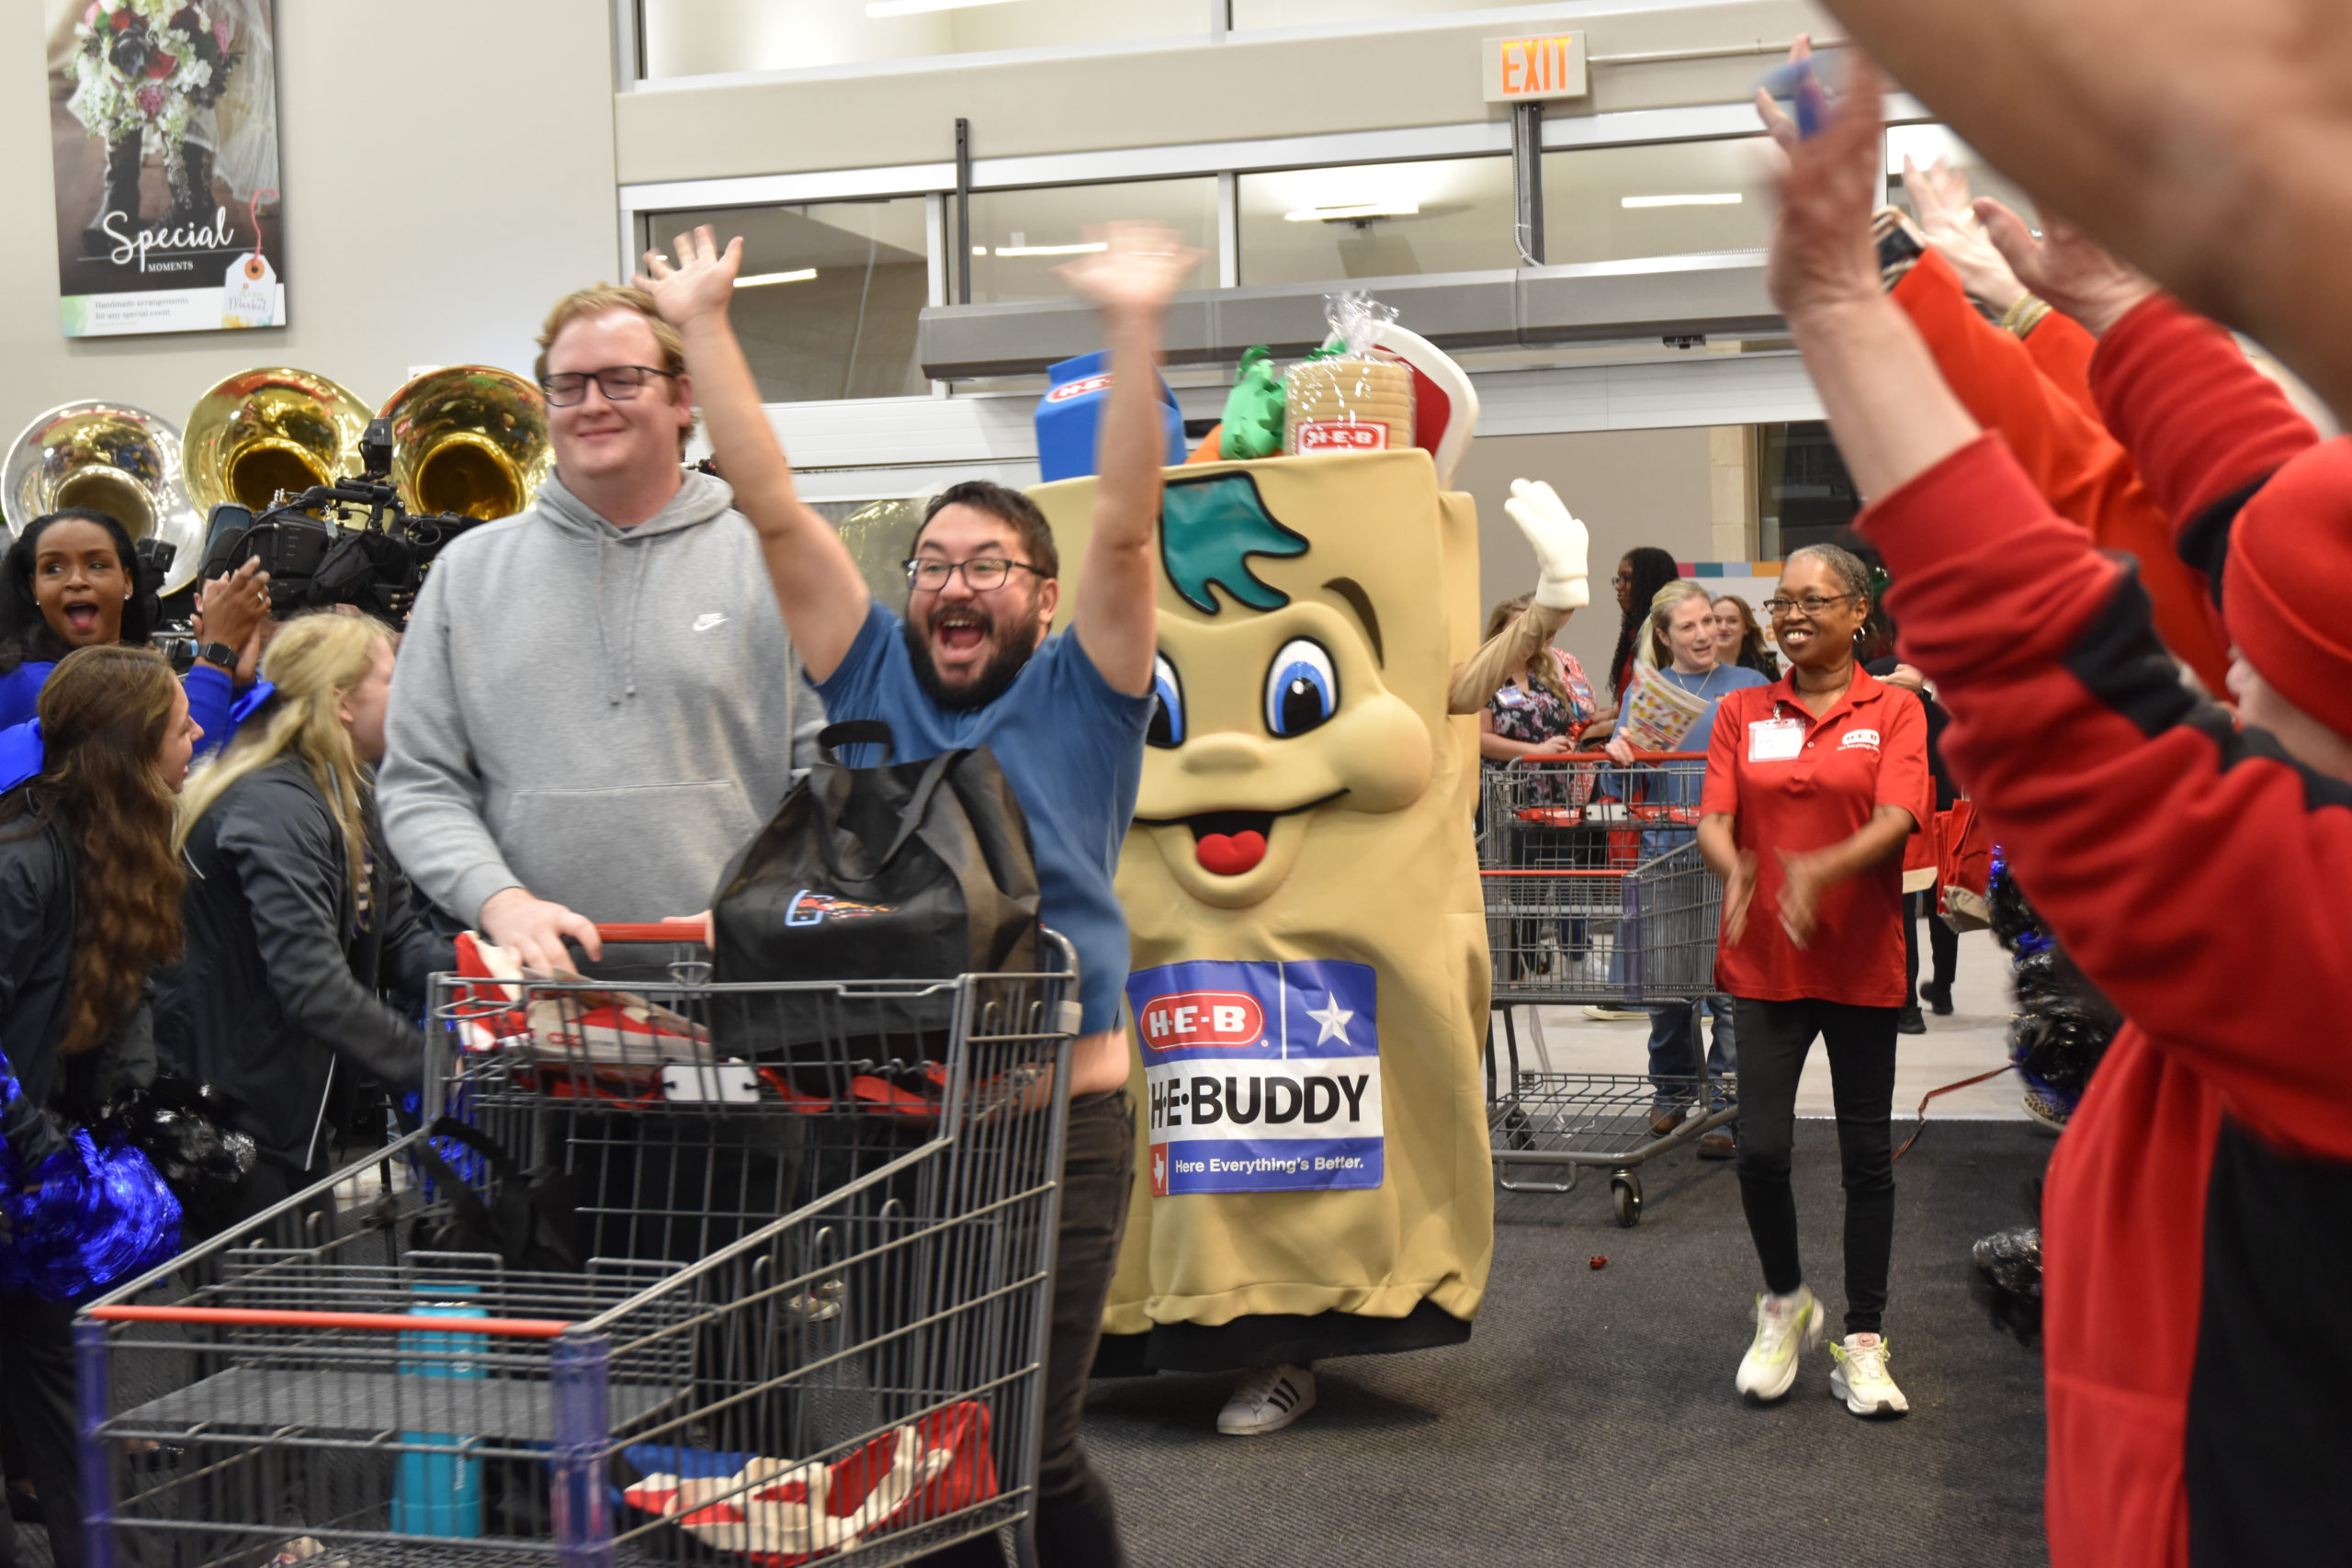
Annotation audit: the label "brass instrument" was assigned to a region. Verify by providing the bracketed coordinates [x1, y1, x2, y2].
[378, 366, 550, 521]
[183, 367, 374, 518]
[1, 400, 204, 594]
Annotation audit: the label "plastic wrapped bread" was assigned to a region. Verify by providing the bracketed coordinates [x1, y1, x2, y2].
[1283, 292, 1414, 456]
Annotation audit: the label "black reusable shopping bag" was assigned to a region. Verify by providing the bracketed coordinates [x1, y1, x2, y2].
[709, 721, 1042, 1058]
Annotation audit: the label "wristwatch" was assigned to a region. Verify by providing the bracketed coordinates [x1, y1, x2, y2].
[196, 640, 240, 670]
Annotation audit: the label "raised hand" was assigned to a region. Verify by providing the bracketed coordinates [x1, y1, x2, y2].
[1504, 478, 1591, 610]
[1761, 52, 1890, 325]
[1750, 32, 1813, 152]
[1055, 221, 1203, 327]
[1976, 202, 2157, 337]
[1904, 156, 2027, 311]
[636, 224, 743, 332]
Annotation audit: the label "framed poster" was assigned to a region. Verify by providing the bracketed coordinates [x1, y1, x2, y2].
[48, 0, 282, 337]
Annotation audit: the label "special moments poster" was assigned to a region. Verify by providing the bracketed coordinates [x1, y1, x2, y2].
[46, 0, 283, 337]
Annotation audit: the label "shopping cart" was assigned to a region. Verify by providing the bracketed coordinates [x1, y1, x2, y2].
[74, 925, 1082, 1567]
[1480, 757, 1735, 1224]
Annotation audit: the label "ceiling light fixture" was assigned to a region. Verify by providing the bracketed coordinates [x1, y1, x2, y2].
[1620, 193, 1742, 209]
[864, 0, 1022, 17]
[1282, 201, 1421, 223]
[992, 242, 1107, 257]
[733, 268, 818, 288]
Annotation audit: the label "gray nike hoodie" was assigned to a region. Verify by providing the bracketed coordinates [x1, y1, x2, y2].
[379, 467, 823, 927]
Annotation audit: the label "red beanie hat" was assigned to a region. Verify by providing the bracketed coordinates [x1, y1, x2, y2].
[2224, 435, 2352, 739]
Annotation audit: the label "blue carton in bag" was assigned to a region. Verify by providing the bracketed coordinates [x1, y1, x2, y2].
[1035, 349, 1186, 482]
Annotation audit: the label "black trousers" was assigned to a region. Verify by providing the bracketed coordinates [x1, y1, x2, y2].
[1903, 891, 1959, 1000]
[917, 1089, 1135, 1568]
[0, 1293, 83, 1568]
[1731, 998, 1898, 1337]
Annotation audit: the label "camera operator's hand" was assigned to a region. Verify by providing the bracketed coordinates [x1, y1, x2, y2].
[480, 886, 603, 973]
[637, 224, 741, 333]
[193, 559, 271, 671]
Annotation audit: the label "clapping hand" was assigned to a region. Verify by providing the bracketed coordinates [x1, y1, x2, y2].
[1904, 156, 2027, 312]
[1504, 478, 1591, 610]
[192, 558, 271, 673]
[1975, 204, 2157, 337]
[1721, 850, 1761, 944]
[637, 224, 743, 331]
[1774, 846, 1831, 949]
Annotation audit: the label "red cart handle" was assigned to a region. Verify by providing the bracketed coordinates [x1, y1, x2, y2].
[596, 921, 711, 946]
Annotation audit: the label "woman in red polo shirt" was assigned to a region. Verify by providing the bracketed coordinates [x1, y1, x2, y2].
[1697, 542, 1930, 1420]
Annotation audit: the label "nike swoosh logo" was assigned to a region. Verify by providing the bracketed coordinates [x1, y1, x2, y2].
[693, 613, 727, 632]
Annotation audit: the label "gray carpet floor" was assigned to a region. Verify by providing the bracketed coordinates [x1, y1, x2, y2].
[1086, 1119, 2052, 1568]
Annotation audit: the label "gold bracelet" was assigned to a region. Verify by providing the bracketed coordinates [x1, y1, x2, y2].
[1999, 294, 2053, 340]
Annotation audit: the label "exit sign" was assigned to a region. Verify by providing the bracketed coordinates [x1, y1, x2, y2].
[1482, 32, 1588, 103]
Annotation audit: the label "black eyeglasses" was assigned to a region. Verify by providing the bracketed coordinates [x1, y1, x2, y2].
[903, 557, 1045, 592]
[540, 366, 680, 407]
[1611, 572, 1634, 586]
[1762, 592, 1858, 618]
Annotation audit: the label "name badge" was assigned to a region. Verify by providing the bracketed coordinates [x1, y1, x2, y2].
[1747, 717, 1806, 762]
[1495, 687, 1528, 708]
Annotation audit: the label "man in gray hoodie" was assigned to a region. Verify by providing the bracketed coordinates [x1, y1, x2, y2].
[380, 282, 821, 969]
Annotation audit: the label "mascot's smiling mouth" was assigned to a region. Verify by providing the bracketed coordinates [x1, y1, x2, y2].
[1137, 792, 1348, 878]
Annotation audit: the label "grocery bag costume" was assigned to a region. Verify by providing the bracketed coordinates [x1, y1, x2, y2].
[1029, 430, 1495, 1371]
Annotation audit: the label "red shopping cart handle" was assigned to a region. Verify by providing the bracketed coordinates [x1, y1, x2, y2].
[87, 1304, 572, 1338]
[597, 921, 711, 946]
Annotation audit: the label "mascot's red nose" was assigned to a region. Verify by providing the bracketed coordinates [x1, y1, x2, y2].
[1195, 830, 1267, 876]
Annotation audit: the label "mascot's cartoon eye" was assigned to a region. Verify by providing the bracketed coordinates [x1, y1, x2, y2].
[1148, 653, 1185, 748]
[1263, 638, 1338, 737]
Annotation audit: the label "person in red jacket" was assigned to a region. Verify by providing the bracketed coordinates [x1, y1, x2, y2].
[1763, 59, 2352, 1567]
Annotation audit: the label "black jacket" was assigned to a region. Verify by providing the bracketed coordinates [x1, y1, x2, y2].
[157, 757, 450, 1169]
[0, 794, 158, 1169]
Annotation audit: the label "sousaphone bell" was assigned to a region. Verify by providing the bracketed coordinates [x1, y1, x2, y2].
[378, 366, 551, 521]
[2, 400, 205, 594]
[184, 367, 375, 518]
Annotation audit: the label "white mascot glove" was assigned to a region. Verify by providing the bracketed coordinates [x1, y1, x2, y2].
[1504, 478, 1590, 611]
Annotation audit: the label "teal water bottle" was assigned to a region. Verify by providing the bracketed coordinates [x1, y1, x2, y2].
[391, 1285, 484, 1537]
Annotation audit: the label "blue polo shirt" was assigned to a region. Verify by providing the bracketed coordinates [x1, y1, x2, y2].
[811, 603, 1153, 1033]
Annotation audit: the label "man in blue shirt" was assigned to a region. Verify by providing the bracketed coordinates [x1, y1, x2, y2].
[640, 220, 1193, 1568]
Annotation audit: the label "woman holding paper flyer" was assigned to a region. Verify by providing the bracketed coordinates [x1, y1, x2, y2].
[1694, 544, 1930, 1419]
[1602, 582, 1767, 1134]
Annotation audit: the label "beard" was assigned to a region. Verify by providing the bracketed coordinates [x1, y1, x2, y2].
[902, 604, 1044, 712]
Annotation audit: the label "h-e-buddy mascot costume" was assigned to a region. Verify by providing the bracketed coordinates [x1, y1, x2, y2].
[1027, 348, 1498, 1427]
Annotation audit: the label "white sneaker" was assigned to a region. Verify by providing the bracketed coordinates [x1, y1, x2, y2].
[1582, 1005, 1645, 1021]
[1829, 1333, 1910, 1418]
[1217, 1363, 1316, 1435]
[1735, 1288, 1823, 1404]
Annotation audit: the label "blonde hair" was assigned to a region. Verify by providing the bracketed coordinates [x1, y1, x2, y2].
[1636, 580, 1715, 671]
[175, 614, 394, 900]
[534, 284, 694, 457]
[1481, 593, 1574, 711]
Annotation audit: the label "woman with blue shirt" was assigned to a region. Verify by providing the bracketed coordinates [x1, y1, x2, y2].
[0, 508, 267, 759]
[1605, 581, 1769, 1154]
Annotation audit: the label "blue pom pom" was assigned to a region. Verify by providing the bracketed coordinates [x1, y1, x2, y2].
[0, 1130, 181, 1302]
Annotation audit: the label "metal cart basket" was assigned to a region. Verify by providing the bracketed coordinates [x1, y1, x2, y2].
[75, 926, 1081, 1567]
[1480, 758, 1736, 1224]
